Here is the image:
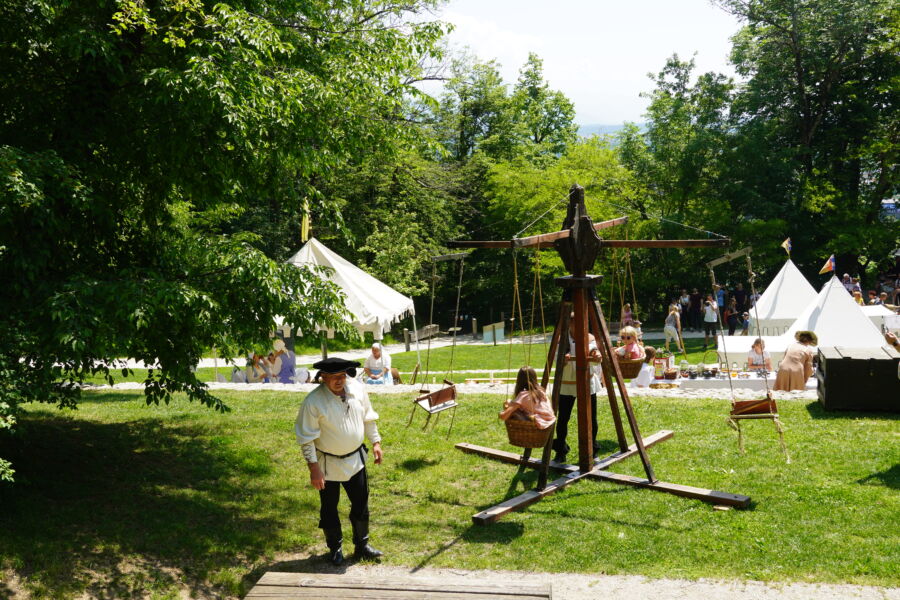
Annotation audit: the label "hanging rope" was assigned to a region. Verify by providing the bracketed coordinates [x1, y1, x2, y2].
[625, 228, 639, 321]
[505, 248, 526, 398]
[535, 249, 548, 361]
[746, 254, 772, 397]
[709, 269, 736, 402]
[422, 261, 437, 388]
[446, 258, 465, 381]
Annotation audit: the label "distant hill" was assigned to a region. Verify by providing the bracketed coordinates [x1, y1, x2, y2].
[577, 123, 645, 138]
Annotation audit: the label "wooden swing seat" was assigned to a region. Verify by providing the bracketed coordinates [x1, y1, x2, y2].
[727, 393, 790, 462]
[415, 380, 458, 412]
[407, 380, 459, 436]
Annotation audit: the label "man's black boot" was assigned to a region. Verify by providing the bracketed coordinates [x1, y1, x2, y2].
[350, 519, 383, 560]
[323, 527, 344, 566]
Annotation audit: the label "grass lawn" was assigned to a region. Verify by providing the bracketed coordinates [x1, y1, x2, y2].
[1, 390, 897, 598]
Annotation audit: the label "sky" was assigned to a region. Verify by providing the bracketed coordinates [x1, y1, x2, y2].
[430, 0, 744, 125]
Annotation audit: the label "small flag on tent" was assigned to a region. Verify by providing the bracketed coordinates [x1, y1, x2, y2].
[781, 238, 791, 255]
[818, 254, 835, 275]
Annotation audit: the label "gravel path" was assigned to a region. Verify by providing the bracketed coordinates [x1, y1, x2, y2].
[93, 380, 818, 401]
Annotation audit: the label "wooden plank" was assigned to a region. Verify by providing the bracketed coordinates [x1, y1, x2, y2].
[431, 252, 468, 262]
[587, 470, 751, 508]
[705, 246, 752, 269]
[455, 429, 674, 472]
[248, 591, 547, 600]
[251, 571, 552, 598]
[471, 469, 591, 525]
[601, 239, 730, 248]
[448, 217, 629, 250]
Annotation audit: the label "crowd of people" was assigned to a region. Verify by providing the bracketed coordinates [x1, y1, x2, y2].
[842, 272, 899, 306]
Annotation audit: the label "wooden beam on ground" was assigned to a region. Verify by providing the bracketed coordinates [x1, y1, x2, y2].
[470, 470, 591, 526]
[455, 429, 673, 472]
[587, 470, 751, 508]
[248, 573, 552, 599]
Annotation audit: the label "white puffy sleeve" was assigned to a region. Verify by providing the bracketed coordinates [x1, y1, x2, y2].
[295, 398, 321, 463]
[383, 353, 392, 368]
[359, 387, 381, 444]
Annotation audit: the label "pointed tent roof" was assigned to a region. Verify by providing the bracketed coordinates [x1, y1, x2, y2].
[286, 237, 415, 337]
[783, 276, 885, 347]
[754, 259, 817, 321]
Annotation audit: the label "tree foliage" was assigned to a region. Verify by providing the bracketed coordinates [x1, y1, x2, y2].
[0, 0, 448, 477]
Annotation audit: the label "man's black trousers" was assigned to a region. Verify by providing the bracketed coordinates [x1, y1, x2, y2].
[553, 393, 598, 455]
[318, 467, 369, 529]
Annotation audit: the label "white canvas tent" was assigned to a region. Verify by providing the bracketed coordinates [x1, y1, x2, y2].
[286, 238, 419, 348]
[860, 304, 896, 332]
[750, 259, 817, 335]
[718, 276, 887, 366]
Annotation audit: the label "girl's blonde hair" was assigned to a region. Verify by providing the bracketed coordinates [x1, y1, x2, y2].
[620, 325, 639, 341]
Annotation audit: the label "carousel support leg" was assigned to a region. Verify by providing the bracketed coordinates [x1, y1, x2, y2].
[736, 419, 745, 454]
[588, 297, 628, 451]
[407, 405, 417, 428]
[422, 412, 432, 431]
[538, 304, 571, 491]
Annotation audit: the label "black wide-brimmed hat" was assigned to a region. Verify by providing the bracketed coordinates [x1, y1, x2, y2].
[313, 357, 360, 377]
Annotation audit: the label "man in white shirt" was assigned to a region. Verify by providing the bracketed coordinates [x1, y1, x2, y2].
[295, 357, 384, 565]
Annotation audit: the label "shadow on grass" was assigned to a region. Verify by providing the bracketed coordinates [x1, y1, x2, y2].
[857, 464, 899, 490]
[804, 400, 900, 420]
[398, 457, 441, 472]
[0, 414, 297, 598]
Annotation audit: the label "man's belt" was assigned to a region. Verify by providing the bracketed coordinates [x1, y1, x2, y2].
[317, 444, 365, 459]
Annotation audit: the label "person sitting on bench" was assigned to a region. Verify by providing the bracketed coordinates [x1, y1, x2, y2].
[498, 366, 555, 429]
[363, 343, 393, 385]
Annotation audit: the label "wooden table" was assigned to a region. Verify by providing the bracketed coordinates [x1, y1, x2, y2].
[246, 573, 553, 599]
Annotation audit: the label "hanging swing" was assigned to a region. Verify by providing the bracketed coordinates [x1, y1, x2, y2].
[502, 248, 556, 449]
[406, 253, 465, 436]
[707, 248, 789, 462]
[606, 229, 645, 380]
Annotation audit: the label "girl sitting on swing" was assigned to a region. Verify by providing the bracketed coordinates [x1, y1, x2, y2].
[498, 366, 556, 429]
[615, 326, 645, 360]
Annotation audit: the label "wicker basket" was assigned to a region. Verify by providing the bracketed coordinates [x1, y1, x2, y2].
[505, 417, 555, 448]
[664, 368, 678, 380]
[613, 356, 644, 379]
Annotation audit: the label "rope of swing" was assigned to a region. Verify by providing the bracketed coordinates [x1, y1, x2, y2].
[505, 248, 526, 398]
[709, 271, 736, 402]
[423, 261, 436, 387]
[446, 257, 465, 381]
[746, 254, 771, 397]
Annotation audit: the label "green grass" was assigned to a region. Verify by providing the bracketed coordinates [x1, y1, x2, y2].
[1, 391, 897, 598]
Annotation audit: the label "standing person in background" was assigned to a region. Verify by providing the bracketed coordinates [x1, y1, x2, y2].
[852, 290, 865, 306]
[715, 284, 726, 312]
[774, 331, 817, 391]
[620, 303, 634, 327]
[679, 289, 690, 318]
[733, 283, 747, 312]
[272, 339, 295, 383]
[724, 297, 740, 336]
[703, 295, 719, 349]
[689, 288, 702, 332]
[663, 305, 685, 354]
[842, 273, 854, 293]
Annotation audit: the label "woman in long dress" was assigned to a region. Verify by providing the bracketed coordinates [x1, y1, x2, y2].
[774, 331, 817, 391]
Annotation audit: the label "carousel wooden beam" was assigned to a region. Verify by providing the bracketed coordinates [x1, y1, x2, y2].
[455, 429, 674, 471]
[446, 216, 629, 249]
[600, 239, 730, 248]
[587, 471, 751, 508]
